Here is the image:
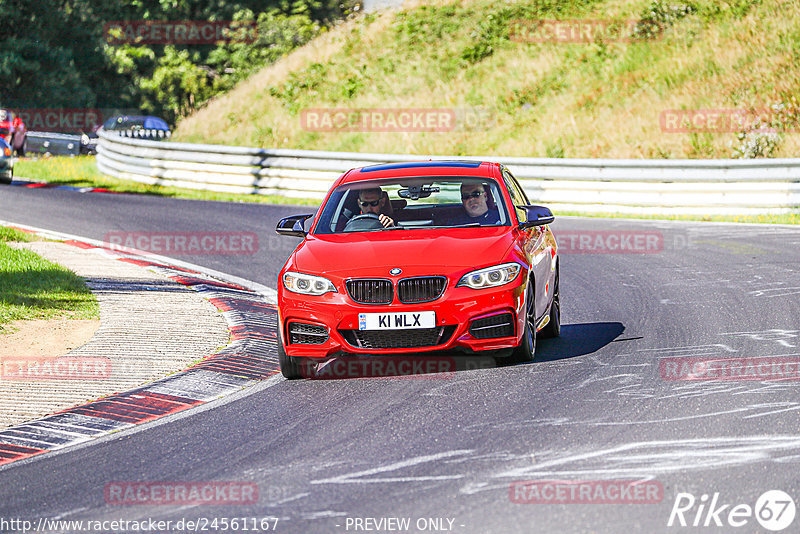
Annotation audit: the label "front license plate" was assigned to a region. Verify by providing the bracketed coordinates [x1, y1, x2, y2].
[358, 311, 436, 330]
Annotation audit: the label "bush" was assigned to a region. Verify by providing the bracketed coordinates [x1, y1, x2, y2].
[633, 1, 696, 40]
[729, 101, 799, 158]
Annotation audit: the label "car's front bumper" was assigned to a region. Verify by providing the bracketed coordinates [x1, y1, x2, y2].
[278, 279, 527, 359]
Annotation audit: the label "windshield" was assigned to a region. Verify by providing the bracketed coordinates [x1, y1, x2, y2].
[313, 176, 509, 234]
[104, 116, 168, 130]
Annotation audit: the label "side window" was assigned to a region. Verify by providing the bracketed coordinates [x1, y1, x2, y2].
[502, 169, 528, 223]
[505, 169, 530, 204]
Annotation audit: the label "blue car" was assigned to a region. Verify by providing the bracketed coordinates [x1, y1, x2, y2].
[82, 115, 171, 154]
[102, 115, 171, 139]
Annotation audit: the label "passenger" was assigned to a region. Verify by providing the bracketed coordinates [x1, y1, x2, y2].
[453, 182, 500, 225]
[357, 187, 395, 228]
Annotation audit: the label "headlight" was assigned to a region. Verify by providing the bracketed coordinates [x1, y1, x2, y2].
[456, 263, 521, 289]
[283, 271, 337, 295]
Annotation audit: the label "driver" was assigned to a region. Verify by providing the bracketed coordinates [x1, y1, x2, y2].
[357, 187, 395, 228]
[454, 182, 500, 225]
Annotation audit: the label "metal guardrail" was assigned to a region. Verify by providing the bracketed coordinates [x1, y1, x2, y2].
[97, 130, 800, 215]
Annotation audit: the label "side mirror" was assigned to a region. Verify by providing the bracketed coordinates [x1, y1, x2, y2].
[276, 214, 314, 237]
[518, 205, 555, 229]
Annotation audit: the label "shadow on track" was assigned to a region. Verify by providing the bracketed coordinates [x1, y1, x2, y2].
[533, 321, 626, 363]
[290, 322, 625, 380]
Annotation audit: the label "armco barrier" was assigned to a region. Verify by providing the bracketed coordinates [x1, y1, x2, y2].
[96, 130, 800, 215]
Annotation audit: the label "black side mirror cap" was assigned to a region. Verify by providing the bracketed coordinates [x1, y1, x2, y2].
[518, 205, 555, 229]
[276, 214, 314, 237]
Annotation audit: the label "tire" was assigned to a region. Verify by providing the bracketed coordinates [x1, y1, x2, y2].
[0, 161, 11, 184]
[538, 264, 560, 339]
[513, 280, 536, 362]
[278, 328, 311, 379]
[17, 137, 26, 157]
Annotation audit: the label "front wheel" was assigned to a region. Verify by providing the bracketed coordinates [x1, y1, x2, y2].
[538, 265, 560, 339]
[278, 329, 311, 379]
[513, 281, 536, 362]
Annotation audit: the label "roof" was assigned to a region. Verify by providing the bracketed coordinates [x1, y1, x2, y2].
[340, 160, 499, 184]
[103, 115, 170, 131]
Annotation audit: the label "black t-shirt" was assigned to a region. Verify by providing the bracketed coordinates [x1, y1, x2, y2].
[450, 207, 501, 226]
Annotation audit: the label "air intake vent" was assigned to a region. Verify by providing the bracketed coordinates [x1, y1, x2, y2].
[469, 313, 514, 339]
[339, 326, 456, 349]
[288, 322, 329, 344]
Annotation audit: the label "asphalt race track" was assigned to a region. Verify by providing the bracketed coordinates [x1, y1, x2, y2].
[2, 185, 800, 533]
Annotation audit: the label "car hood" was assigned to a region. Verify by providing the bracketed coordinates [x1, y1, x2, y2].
[292, 227, 515, 278]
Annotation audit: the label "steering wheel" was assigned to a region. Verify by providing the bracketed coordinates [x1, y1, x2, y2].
[343, 212, 385, 232]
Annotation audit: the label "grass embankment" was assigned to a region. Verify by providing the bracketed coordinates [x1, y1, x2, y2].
[14, 0, 800, 222]
[174, 0, 800, 159]
[0, 227, 98, 331]
[14, 157, 318, 206]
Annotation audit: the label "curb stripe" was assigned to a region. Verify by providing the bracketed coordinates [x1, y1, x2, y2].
[0, 444, 47, 463]
[0, 232, 280, 468]
[11, 180, 121, 194]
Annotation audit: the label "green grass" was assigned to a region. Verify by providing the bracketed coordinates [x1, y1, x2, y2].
[14, 156, 319, 206]
[0, 226, 35, 243]
[0, 227, 99, 330]
[173, 0, 800, 159]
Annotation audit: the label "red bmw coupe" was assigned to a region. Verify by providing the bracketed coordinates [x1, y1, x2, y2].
[275, 161, 560, 379]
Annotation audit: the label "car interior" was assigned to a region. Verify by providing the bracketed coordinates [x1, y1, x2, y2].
[322, 179, 507, 233]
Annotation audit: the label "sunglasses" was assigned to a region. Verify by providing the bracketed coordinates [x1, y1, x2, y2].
[461, 191, 485, 201]
[359, 200, 381, 207]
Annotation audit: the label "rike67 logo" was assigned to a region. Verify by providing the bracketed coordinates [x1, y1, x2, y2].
[668, 490, 796, 531]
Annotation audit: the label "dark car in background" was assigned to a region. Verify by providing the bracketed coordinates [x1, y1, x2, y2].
[81, 115, 171, 154]
[0, 138, 14, 183]
[0, 109, 27, 156]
